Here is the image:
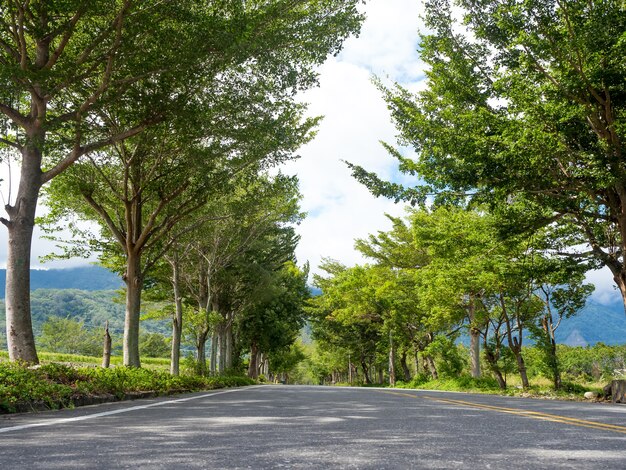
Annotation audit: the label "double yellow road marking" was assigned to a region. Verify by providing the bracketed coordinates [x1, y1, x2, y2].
[382, 391, 626, 435]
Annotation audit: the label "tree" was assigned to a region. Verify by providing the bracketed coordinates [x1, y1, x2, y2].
[163, 173, 304, 375]
[1, 0, 365, 363]
[42, 90, 312, 367]
[357, 207, 497, 378]
[239, 261, 310, 379]
[349, 0, 626, 317]
[0, 0, 216, 363]
[310, 262, 386, 384]
[38, 316, 101, 356]
[138, 332, 170, 358]
[530, 257, 594, 389]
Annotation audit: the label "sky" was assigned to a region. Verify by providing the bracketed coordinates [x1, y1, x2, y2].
[0, 0, 619, 304]
[283, 0, 425, 274]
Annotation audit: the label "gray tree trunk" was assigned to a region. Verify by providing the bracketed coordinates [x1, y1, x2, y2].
[224, 316, 233, 370]
[426, 355, 438, 380]
[218, 323, 226, 373]
[360, 355, 372, 384]
[196, 331, 208, 375]
[513, 347, 530, 389]
[4, 141, 43, 364]
[210, 331, 218, 374]
[400, 351, 411, 381]
[248, 341, 259, 379]
[468, 295, 481, 378]
[123, 250, 143, 367]
[170, 256, 183, 376]
[388, 331, 396, 386]
[102, 321, 112, 368]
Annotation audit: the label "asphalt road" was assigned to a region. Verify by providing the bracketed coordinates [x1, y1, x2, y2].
[1, 385, 626, 469]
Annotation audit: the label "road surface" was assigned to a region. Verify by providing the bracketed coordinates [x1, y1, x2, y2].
[1, 385, 625, 469]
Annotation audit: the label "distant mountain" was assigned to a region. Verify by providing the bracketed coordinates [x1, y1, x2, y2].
[556, 298, 626, 346]
[309, 287, 322, 297]
[0, 266, 122, 297]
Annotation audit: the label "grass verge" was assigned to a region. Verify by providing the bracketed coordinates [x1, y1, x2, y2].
[393, 375, 604, 401]
[0, 361, 254, 413]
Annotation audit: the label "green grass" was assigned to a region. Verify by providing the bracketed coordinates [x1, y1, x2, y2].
[391, 374, 600, 401]
[395, 375, 502, 393]
[0, 351, 170, 370]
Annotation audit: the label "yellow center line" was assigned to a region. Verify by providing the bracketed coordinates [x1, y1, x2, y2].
[379, 390, 626, 435]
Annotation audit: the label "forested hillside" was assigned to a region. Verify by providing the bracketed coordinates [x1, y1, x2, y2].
[557, 300, 626, 346]
[0, 287, 170, 350]
[0, 266, 122, 297]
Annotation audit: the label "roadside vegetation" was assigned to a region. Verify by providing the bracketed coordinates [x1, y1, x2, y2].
[295, 341, 625, 400]
[0, 360, 253, 414]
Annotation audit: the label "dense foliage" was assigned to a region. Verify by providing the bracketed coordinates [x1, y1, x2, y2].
[333, 0, 626, 393]
[309, 207, 601, 390]
[0, 0, 364, 365]
[349, 0, 626, 316]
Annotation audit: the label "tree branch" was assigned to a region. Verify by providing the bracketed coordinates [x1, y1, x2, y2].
[40, 120, 155, 184]
[81, 191, 126, 248]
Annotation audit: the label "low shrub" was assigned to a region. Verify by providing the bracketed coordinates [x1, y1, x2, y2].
[0, 362, 74, 412]
[0, 361, 254, 413]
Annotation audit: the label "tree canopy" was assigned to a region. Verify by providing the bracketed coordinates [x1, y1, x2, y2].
[349, 0, 626, 315]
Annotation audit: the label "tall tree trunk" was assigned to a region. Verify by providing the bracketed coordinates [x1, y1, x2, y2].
[388, 330, 396, 386]
[483, 346, 506, 389]
[224, 315, 233, 370]
[210, 331, 218, 374]
[541, 315, 561, 390]
[400, 351, 411, 381]
[248, 341, 259, 379]
[169, 254, 183, 376]
[509, 337, 530, 389]
[426, 355, 438, 380]
[170, 294, 183, 376]
[348, 354, 353, 384]
[196, 330, 209, 375]
[468, 295, 481, 378]
[123, 250, 143, 367]
[545, 333, 561, 390]
[513, 349, 530, 389]
[501, 295, 529, 389]
[218, 322, 226, 373]
[4, 141, 43, 364]
[102, 321, 112, 368]
[490, 365, 507, 390]
[360, 355, 372, 384]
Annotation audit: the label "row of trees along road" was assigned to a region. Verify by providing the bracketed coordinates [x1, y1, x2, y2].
[310, 207, 593, 390]
[348, 0, 626, 323]
[0, 1, 364, 366]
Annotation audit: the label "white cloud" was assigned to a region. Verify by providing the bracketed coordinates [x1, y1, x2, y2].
[339, 0, 425, 82]
[585, 267, 621, 305]
[280, 0, 428, 276]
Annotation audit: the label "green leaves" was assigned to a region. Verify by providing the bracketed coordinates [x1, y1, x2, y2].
[347, 0, 626, 316]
